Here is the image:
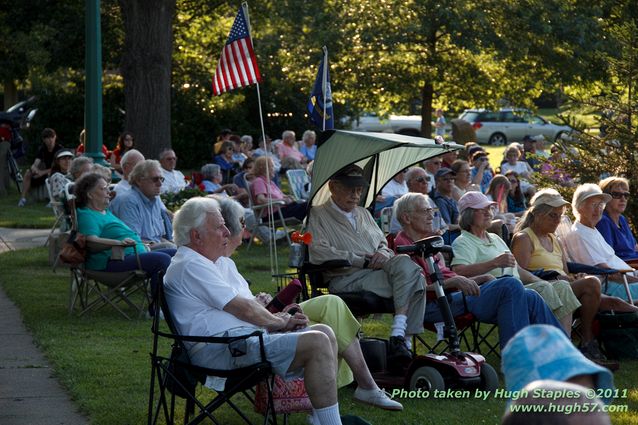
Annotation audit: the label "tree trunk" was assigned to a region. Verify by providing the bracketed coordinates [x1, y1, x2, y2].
[420, 83, 433, 138]
[119, 0, 175, 159]
[3, 79, 17, 110]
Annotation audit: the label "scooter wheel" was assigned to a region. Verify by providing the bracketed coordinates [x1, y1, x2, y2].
[408, 366, 445, 391]
[479, 363, 499, 391]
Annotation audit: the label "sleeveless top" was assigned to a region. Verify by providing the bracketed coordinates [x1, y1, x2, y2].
[522, 227, 565, 274]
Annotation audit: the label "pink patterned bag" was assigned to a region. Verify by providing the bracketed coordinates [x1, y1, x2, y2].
[254, 376, 312, 414]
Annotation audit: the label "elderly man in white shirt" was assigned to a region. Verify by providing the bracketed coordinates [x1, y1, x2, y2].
[113, 149, 144, 195]
[159, 149, 187, 194]
[164, 197, 345, 425]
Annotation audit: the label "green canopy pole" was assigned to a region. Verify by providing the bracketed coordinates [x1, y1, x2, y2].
[84, 0, 106, 164]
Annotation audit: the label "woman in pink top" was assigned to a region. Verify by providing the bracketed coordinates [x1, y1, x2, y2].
[251, 156, 307, 220]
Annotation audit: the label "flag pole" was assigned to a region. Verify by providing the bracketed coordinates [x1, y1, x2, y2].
[321, 46, 328, 131]
[243, 1, 279, 277]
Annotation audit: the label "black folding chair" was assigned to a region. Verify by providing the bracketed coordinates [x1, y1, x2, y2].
[148, 276, 278, 425]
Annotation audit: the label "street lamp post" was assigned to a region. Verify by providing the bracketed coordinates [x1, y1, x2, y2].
[85, 0, 106, 164]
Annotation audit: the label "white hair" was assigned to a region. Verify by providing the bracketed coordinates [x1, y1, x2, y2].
[121, 149, 144, 168]
[302, 130, 316, 143]
[282, 130, 295, 141]
[172, 197, 220, 246]
[394, 192, 429, 226]
[129, 159, 161, 187]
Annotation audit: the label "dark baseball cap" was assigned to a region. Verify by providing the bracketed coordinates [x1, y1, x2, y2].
[331, 164, 369, 187]
[467, 145, 485, 157]
[435, 167, 456, 180]
[471, 150, 490, 162]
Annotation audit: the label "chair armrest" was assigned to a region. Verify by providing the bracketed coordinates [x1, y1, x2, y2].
[86, 238, 128, 252]
[155, 329, 268, 362]
[86, 238, 139, 263]
[158, 329, 264, 344]
[566, 262, 617, 275]
[304, 259, 352, 273]
[252, 200, 286, 212]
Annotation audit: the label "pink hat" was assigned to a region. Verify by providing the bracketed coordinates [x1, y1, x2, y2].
[458, 191, 497, 214]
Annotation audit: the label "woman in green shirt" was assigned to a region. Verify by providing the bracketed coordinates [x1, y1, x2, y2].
[74, 172, 175, 292]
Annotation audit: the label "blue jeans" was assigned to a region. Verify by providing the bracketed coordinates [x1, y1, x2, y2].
[424, 277, 563, 349]
[105, 248, 176, 295]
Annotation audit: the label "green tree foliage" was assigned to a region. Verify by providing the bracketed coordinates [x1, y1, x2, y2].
[540, 13, 638, 226]
[1, 0, 635, 169]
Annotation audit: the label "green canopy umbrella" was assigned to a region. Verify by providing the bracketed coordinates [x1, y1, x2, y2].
[309, 130, 464, 208]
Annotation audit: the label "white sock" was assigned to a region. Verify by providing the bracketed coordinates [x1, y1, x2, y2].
[390, 314, 408, 338]
[313, 403, 342, 425]
[404, 337, 412, 350]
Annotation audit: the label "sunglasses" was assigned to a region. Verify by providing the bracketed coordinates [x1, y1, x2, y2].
[610, 191, 630, 200]
[414, 176, 430, 183]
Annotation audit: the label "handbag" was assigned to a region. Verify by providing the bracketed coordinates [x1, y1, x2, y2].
[597, 311, 638, 359]
[254, 375, 312, 414]
[59, 230, 87, 265]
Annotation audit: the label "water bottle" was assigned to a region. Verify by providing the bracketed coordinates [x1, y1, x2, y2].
[289, 242, 304, 268]
[288, 231, 312, 268]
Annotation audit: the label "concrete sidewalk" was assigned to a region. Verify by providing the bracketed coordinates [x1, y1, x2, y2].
[0, 227, 87, 425]
[0, 227, 51, 253]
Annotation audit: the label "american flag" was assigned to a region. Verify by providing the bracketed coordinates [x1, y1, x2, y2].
[212, 5, 262, 96]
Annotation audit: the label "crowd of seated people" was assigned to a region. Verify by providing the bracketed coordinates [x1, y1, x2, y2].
[17, 119, 638, 425]
[28, 123, 638, 394]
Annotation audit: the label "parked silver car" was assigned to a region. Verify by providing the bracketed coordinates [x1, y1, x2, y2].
[346, 112, 451, 137]
[458, 108, 572, 146]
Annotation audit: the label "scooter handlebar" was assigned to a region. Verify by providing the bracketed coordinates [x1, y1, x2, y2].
[395, 235, 452, 256]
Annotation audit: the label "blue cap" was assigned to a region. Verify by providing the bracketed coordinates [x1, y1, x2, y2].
[501, 325, 614, 404]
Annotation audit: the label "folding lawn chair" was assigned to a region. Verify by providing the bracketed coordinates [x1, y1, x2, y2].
[148, 276, 278, 425]
[44, 177, 72, 246]
[285, 169, 310, 202]
[244, 175, 301, 248]
[64, 192, 151, 319]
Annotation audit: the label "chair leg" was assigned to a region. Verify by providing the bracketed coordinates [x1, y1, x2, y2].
[622, 274, 634, 304]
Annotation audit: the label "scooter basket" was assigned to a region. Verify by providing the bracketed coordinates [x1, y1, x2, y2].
[360, 338, 387, 373]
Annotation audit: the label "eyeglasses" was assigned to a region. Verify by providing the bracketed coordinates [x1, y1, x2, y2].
[145, 176, 165, 183]
[414, 177, 430, 183]
[411, 208, 436, 216]
[589, 202, 606, 210]
[339, 185, 363, 195]
[545, 212, 562, 220]
[610, 191, 630, 200]
[474, 206, 496, 214]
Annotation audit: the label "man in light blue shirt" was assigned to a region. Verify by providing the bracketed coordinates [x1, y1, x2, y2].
[110, 159, 174, 248]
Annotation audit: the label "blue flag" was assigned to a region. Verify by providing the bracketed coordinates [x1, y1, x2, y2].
[307, 47, 334, 130]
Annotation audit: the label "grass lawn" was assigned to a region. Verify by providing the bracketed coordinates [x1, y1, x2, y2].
[1, 240, 637, 424]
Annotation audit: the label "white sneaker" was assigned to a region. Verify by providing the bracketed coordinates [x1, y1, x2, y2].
[353, 387, 403, 411]
[17, 198, 27, 207]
